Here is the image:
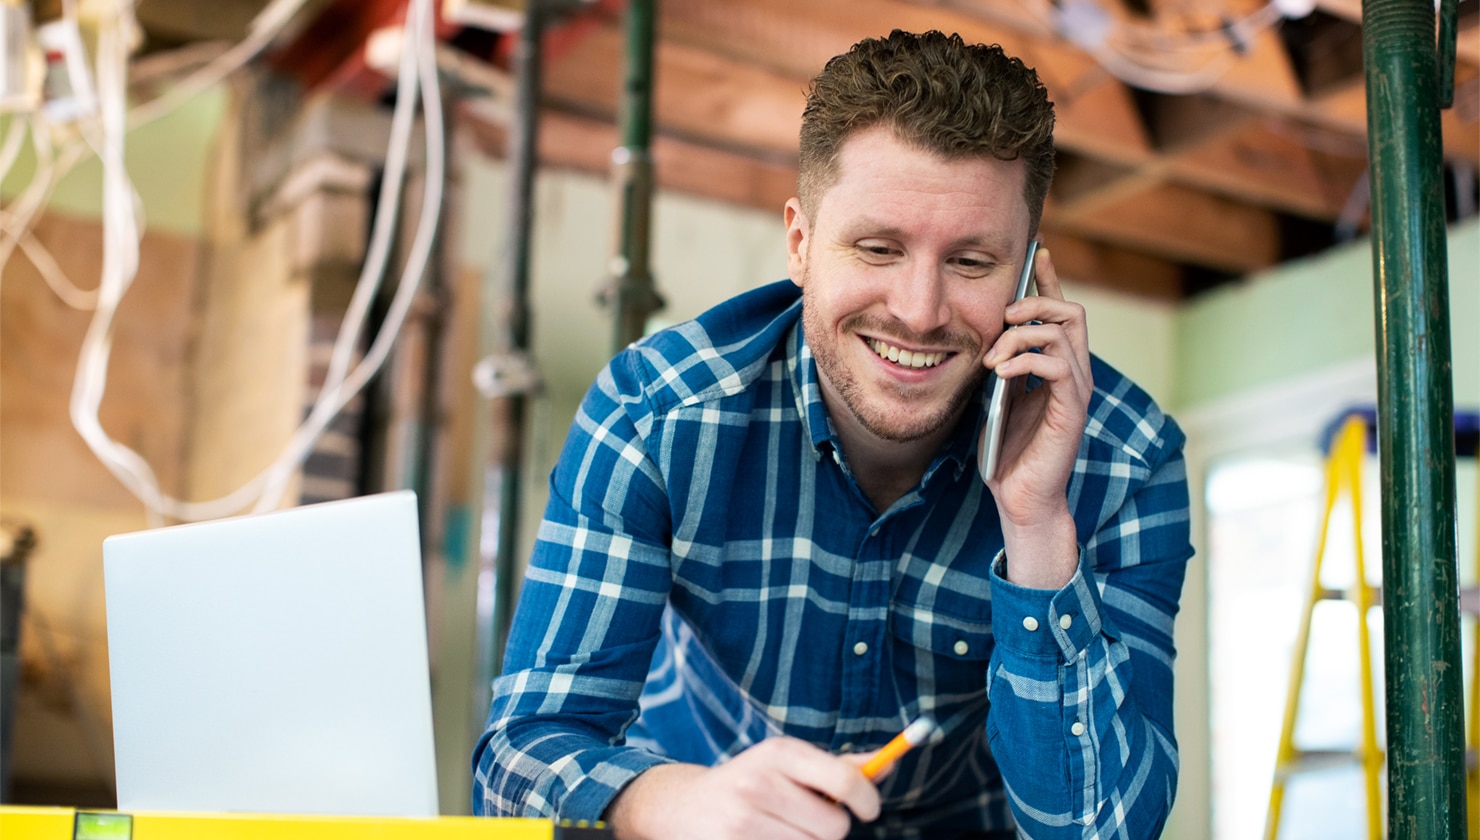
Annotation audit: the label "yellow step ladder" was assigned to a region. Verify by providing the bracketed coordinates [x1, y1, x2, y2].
[1265, 409, 1480, 840]
[1264, 413, 1382, 840]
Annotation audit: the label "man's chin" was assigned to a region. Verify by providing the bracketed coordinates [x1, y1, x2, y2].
[852, 402, 958, 444]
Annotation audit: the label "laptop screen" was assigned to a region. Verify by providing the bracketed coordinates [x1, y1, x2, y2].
[103, 490, 438, 817]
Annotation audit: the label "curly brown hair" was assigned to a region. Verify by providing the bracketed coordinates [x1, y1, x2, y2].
[798, 30, 1056, 233]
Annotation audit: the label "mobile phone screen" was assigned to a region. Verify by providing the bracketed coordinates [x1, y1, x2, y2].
[976, 240, 1038, 484]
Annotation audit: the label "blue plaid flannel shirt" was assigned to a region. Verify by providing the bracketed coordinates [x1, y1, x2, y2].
[473, 280, 1193, 838]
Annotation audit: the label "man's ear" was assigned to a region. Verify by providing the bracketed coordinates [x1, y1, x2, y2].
[784, 197, 809, 287]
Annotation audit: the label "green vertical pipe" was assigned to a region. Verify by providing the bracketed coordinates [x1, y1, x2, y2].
[482, 0, 546, 685]
[1362, 0, 1466, 836]
[608, 0, 662, 354]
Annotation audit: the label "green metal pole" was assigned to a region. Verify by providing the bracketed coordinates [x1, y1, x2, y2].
[482, 0, 547, 686]
[605, 0, 663, 354]
[1361, 0, 1466, 836]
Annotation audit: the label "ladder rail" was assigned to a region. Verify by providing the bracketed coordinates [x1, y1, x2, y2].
[1265, 416, 1384, 840]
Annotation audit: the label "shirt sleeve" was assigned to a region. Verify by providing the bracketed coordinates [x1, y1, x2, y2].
[984, 437, 1193, 837]
[472, 352, 677, 821]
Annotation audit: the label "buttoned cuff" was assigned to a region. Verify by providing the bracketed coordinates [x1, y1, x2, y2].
[989, 547, 1105, 661]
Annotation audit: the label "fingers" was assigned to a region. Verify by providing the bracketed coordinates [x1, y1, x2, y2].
[609, 744, 873, 840]
[746, 738, 881, 824]
[1029, 242, 1064, 301]
[986, 246, 1090, 393]
[661, 738, 877, 840]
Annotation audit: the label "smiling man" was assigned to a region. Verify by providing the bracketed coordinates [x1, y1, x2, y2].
[474, 30, 1193, 840]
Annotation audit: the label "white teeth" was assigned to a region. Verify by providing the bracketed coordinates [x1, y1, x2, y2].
[870, 339, 943, 369]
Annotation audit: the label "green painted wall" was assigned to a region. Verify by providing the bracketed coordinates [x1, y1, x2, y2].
[1176, 217, 1480, 410]
[1, 89, 225, 237]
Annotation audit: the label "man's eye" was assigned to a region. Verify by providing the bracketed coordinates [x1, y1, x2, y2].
[857, 243, 899, 259]
[952, 257, 994, 275]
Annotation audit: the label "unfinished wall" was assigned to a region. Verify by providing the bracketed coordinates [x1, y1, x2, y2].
[0, 80, 330, 803]
[1, 212, 203, 802]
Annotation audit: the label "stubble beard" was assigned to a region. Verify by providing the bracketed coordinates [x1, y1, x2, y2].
[800, 269, 986, 444]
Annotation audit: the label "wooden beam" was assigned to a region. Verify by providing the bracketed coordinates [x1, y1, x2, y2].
[1052, 157, 1168, 218]
[655, 0, 1155, 165]
[543, 21, 806, 158]
[134, 0, 268, 43]
[1144, 93, 1260, 153]
[1461, 13, 1480, 66]
[1310, 63, 1480, 166]
[1050, 181, 1282, 273]
[1034, 231, 1186, 300]
[1207, 22, 1308, 114]
[1312, 0, 1361, 23]
[464, 106, 799, 213]
[462, 105, 1187, 298]
[1164, 120, 1357, 218]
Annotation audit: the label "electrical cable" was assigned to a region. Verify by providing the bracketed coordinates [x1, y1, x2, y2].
[4, 223, 99, 308]
[58, 0, 445, 523]
[252, 0, 445, 513]
[0, 0, 307, 297]
[0, 120, 90, 298]
[0, 116, 26, 185]
[68, 0, 163, 523]
[125, 0, 313, 130]
[1017, 0, 1300, 95]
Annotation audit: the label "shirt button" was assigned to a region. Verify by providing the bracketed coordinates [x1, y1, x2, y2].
[1023, 616, 1039, 632]
[853, 641, 869, 656]
[1071, 721, 1086, 737]
[953, 640, 969, 656]
[1059, 614, 1073, 630]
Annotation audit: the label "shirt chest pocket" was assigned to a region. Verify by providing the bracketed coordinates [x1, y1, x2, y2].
[888, 598, 995, 701]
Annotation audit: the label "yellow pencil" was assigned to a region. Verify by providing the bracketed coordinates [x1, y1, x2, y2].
[860, 715, 939, 781]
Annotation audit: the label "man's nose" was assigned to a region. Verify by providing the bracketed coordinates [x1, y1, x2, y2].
[886, 261, 951, 336]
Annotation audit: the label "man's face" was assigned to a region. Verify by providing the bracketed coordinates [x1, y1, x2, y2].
[786, 125, 1033, 445]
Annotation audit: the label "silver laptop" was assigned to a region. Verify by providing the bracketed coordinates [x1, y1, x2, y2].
[103, 490, 438, 817]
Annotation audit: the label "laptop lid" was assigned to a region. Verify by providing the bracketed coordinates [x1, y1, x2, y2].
[103, 490, 438, 817]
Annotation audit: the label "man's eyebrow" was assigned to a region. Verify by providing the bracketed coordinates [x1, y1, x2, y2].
[841, 220, 1014, 252]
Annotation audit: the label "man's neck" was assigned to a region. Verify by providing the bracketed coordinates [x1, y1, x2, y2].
[826, 403, 961, 513]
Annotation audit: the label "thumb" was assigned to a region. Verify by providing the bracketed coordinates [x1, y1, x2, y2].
[841, 748, 891, 781]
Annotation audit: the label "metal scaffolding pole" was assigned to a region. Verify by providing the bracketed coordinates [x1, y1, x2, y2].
[478, 0, 547, 696]
[603, 0, 663, 354]
[1361, 0, 1466, 835]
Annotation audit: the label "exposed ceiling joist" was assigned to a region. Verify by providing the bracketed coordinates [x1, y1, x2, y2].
[123, 0, 1479, 301]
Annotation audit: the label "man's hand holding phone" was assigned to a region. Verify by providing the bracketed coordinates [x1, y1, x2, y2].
[980, 244, 1093, 590]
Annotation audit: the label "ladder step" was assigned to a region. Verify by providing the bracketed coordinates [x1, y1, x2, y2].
[1275, 749, 1368, 780]
[1316, 586, 1383, 607]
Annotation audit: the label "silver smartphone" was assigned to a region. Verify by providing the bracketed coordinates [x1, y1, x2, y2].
[976, 239, 1039, 484]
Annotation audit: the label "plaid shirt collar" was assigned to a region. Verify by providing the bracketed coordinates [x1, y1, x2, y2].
[787, 315, 983, 495]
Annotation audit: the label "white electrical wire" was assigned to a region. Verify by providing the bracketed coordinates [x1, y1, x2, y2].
[0, 117, 26, 184]
[126, 0, 314, 130]
[252, 0, 444, 514]
[0, 119, 91, 295]
[0, 0, 308, 301]
[6, 224, 100, 309]
[60, 0, 444, 523]
[68, 0, 166, 523]
[1019, 0, 1296, 95]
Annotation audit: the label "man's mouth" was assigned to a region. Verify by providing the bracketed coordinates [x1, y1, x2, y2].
[867, 338, 949, 369]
